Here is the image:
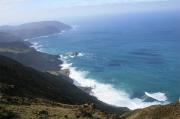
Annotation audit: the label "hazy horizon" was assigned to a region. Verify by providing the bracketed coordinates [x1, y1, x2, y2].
[0, 0, 180, 25]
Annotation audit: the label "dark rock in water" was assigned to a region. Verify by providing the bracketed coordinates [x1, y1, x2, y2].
[74, 52, 79, 57]
[66, 51, 80, 57]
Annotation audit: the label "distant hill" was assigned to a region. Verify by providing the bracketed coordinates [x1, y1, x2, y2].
[0, 55, 128, 114]
[0, 21, 71, 39]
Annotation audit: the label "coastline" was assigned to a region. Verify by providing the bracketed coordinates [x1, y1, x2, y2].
[27, 29, 169, 110]
[0, 16, 180, 119]
[27, 31, 94, 94]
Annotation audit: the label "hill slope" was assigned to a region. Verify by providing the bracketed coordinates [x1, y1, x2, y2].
[121, 102, 180, 119]
[0, 55, 128, 114]
[0, 41, 62, 72]
[0, 32, 20, 43]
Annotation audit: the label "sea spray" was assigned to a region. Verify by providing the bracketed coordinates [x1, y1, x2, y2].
[30, 42, 42, 51]
[27, 13, 180, 109]
[29, 39, 169, 110]
[145, 92, 167, 102]
[59, 53, 168, 110]
[28, 35, 169, 110]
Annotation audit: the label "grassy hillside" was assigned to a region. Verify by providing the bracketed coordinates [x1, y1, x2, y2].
[121, 102, 180, 119]
[0, 55, 128, 115]
[0, 41, 62, 72]
[1, 96, 126, 119]
[0, 32, 62, 72]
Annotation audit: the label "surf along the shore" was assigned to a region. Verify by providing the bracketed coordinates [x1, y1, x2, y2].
[58, 52, 168, 110]
[28, 30, 169, 110]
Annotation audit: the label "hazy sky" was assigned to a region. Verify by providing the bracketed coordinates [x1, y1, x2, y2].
[0, 0, 179, 25]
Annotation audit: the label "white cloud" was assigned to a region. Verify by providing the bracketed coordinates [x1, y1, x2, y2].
[0, 0, 179, 25]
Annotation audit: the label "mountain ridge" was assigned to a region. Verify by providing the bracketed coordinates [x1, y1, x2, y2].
[0, 21, 71, 39]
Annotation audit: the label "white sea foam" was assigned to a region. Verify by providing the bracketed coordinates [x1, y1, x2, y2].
[69, 68, 164, 109]
[30, 42, 42, 51]
[77, 53, 84, 57]
[145, 92, 167, 102]
[59, 53, 168, 110]
[62, 52, 85, 59]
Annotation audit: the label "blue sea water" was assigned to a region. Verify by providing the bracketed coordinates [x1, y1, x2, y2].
[30, 11, 180, 109]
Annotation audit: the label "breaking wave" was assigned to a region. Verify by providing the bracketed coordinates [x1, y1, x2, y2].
[30, 42, 42, 51]
[59, 53, 168, 110]
[145, 92, 167, 102]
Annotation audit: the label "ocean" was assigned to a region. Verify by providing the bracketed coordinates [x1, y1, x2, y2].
[29, 11, 180, 109]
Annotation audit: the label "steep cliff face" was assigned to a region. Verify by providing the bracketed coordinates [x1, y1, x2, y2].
[0, 21, 71, 39]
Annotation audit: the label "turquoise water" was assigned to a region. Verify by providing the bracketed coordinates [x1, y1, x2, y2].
[30, 11, 180, 109]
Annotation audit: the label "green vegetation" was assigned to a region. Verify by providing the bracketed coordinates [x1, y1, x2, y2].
[0, 55, 128, 115]
[0, 41, 62, 72]
[0, 97, 117, 119]
[120, 102, 180, 119]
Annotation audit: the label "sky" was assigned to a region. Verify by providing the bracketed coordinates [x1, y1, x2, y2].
[0, 0, 179, 25]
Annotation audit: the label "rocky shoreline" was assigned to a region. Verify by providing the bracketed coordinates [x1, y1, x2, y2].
[26, 36, 93, 94]
[51, 68, 93, 94]
[47, 52, 93, 94]
[0, 24, 93, 95]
